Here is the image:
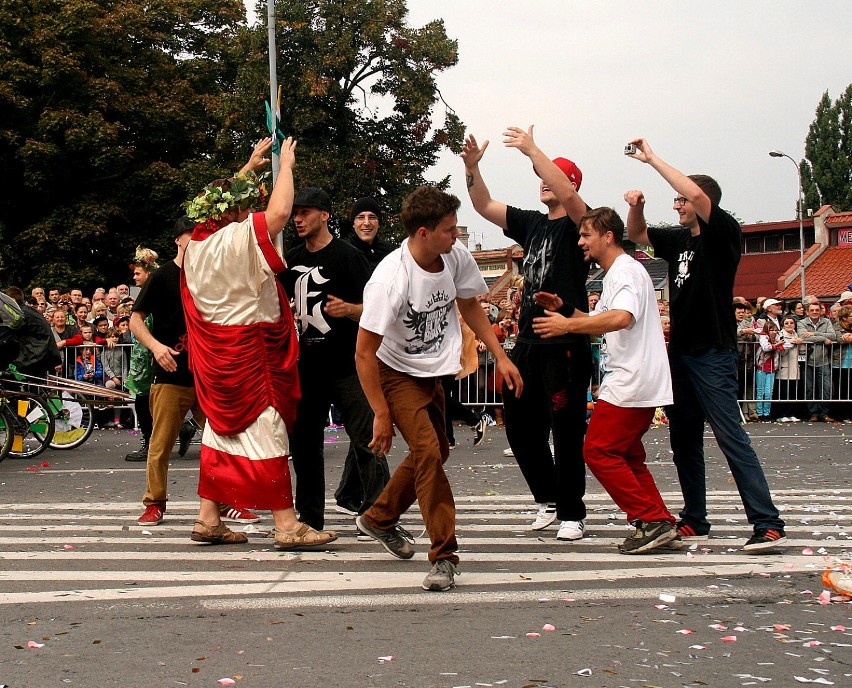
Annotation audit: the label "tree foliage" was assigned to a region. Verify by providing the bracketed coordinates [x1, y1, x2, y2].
[0, 0, 462, 291]
[0, 0, 248, 292]
[234, 0, 463, 243]
[800, 85, 852, 213]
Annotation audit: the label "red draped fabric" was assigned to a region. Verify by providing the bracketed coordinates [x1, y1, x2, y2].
[180, 212, 301, 437]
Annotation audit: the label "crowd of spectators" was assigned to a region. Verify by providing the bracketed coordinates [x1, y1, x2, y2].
[17, 283, 137, 428]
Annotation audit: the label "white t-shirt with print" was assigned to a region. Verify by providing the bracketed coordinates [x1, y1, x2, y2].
[595, 253, 672, 408]
[360, 239, 487, 378]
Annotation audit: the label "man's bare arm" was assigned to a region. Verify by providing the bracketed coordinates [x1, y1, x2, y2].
[460, 134, 508, 229]
[264, 137, 297, 239]
[532, 308, 632, 339]
[355, 327, 394, 456]
[503, 125, 586, 225]
[626, 138, 712, 222]
[624, 190, 650, 246]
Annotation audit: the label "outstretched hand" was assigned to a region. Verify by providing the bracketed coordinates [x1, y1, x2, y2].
[279, 136, 297, 169]
[625, 137, 654, 163]
[533, 291, 563, 311]
[245, 137, 273, 172]
[461, 134, 489, 168]
[532, 310, 572, 339]
[502, 125, 536, 156]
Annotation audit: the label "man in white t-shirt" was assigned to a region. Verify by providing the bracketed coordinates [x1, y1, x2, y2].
[355, 186, 523, 591]
[533, 207, 677, 554]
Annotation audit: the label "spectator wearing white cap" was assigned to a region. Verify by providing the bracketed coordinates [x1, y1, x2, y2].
[758, 298, 783, 332]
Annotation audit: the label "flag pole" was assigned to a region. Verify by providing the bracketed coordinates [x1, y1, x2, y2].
[266, 0, 279, 184]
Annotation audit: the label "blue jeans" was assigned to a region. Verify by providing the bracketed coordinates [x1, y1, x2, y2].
[805, 364, 831, 418]
[755, 370, 776, 417]
[667, 348, 784, 533]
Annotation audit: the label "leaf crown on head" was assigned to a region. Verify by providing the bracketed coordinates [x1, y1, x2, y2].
[183, 171, 270, 222]
[130, 246, 159, 271]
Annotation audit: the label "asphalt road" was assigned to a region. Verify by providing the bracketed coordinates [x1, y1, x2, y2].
[1, 421, 851, 688]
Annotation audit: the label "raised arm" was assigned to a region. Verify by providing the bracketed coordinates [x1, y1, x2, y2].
[626, 138, 712, 222]
[461, 134, 508, 229]
[239, 137, 272, 174]
[624, 189, 650, 246]
[503, 125, 586, 225]
[264, 137, 297, 239]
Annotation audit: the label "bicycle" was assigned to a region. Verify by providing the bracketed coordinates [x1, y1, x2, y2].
[0, 384, 56, 460]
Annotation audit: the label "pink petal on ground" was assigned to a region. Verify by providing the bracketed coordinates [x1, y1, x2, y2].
[774, 624, 791, 631]
[803, 641, 823, 647]
[542, 624, 556, 632]
[63, 545, 75, 550]
[831, 625, 847, 631]
[377, 656, 394, 663]
[525, 632, 541, 638]
[709, 624, 727, 630]
[654, 604, 668, 610]
[40, 461, 51, 467]
[817, 590, 832, 605]
[802, 548, 814, 555]
[677, 629, 694, 635]
[216, 680, 236, 686]
[27, 641, 44, 648]
[784, 563, 796, 569]
[721, 635, 737, 642]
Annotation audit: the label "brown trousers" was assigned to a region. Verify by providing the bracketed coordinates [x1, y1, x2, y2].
[362, 363, 458, 564]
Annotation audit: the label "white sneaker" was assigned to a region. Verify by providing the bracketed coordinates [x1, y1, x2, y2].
[556, 520, 585, 541]
[531, 503, 557, 530]
[789, 416, 801, 422]
[503, 447, 514, 457]
[778, 417, 790, 423]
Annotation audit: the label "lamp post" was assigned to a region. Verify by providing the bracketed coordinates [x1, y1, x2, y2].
[769, 150, 806, 300]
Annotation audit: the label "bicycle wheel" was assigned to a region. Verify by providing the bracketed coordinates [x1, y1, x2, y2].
[0, 402, 15, 462]
[7, 393, 55, 459]
[47, 392, 95, 450]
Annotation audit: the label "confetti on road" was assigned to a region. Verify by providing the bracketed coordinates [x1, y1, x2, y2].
[27, 640, 44, 648]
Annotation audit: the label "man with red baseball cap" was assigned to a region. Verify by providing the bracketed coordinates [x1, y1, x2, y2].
[461, 125, 592, 542]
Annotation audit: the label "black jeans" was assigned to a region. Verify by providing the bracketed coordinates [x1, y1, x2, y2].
[439, 375, 479, 443]
[290, 366, 385, 530]
[502, 341, 591, 522]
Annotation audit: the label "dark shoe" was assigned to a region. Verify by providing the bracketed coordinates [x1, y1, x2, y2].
[355, 514, 415, 559]
[191, 520, 248, 545]
[178, 420, 196, 457]
[809, 416, 820, 422]
[619, 520, 677, 554]
[422, 559, 458, 591]
[472, 413, 488, 447]
[675, 522, 709, 541]
[743, 528, 787, 552]
[103, 420, 117, 429]
[125, 438, 149, 462]
[822, 416, 836, 423]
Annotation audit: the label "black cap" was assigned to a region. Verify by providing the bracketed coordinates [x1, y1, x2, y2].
[293, 187, 332, 213]
[350, 197, 383, 226]
[173, 215, 195, 238]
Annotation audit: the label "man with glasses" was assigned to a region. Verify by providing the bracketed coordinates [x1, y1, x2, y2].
[624, 138, 786, 552]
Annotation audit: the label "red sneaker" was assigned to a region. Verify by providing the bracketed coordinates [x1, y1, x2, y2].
[220, 505, 261, 524]
[137, 505, 164, 526]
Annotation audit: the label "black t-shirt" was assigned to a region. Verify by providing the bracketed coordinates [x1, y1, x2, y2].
[132, 260, 193, 386]
[281, 238, 372, 378]
[345, 232, 396, 272]
[505, 206, 590, 346]
[648, 204, 740, 355]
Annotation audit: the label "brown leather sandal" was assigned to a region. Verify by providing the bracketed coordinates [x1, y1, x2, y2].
[191, 520, 248, 545]
[273, 523, 338, 550]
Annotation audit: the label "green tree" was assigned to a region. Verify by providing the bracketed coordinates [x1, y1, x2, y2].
[233, 0, 463, 243]
[800, 85, 852, 213]
[0, 0, 246, 291]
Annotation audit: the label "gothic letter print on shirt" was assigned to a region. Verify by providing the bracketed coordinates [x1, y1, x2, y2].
[292, 265, 331, 336]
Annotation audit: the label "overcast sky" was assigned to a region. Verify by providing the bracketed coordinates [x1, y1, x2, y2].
[249, 1, 852, 249]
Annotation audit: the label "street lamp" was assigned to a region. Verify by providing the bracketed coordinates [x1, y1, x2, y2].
[769, 150, 806, 300]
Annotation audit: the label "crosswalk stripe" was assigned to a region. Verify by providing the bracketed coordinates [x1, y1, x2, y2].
[1, 491, 847, 607]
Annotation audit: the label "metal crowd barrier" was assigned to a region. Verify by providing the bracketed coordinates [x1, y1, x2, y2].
[60, 343, 137, 426]
[457, 341, 852, 409]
